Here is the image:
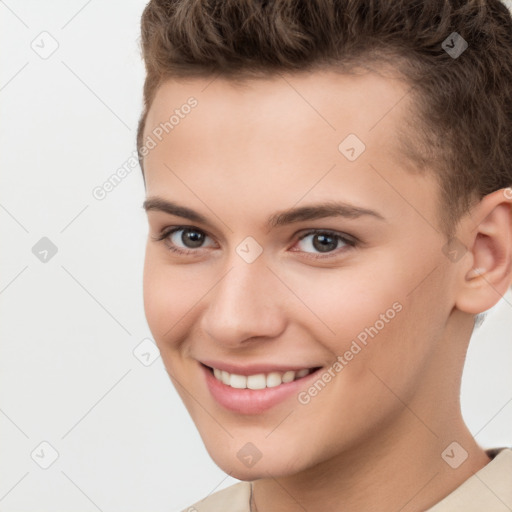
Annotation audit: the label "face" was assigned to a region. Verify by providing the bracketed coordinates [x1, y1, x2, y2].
[142, 69, 463, 480]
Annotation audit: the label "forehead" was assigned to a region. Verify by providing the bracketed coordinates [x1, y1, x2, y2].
[144, 68, 416, 172]
[145, 68, 413, 140]
[142, 69, 438, 231]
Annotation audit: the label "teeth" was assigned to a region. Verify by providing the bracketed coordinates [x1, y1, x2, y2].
[211, 367, 314, 389]
[230, 374, 247, 389]
[266, 372, 282, 388]
[282, 370, 295, 383]
[247, 374, 266, 390]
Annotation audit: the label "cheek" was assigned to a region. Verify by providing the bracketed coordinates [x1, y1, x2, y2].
[142, 249, 208, 344]
[335, 274, 448, 409]
[142, 249, 181, 342]
[286, 266, 406, 349]
[293, 263, 434, 398]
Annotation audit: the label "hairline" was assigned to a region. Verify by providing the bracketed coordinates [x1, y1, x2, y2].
[137, 58, 460, 240]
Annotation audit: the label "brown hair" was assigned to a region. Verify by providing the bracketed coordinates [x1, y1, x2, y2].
[137, 0, 512, 239]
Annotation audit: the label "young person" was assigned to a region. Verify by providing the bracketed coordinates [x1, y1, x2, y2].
[136, 0, 512, 510]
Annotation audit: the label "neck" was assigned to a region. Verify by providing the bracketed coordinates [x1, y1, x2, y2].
[251, 411, 490, 512]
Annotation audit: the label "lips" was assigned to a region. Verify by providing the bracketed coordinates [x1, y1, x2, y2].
[200, 360, 320, 376]
[209, 365, 315, 389]
[200, 361, 323, 414]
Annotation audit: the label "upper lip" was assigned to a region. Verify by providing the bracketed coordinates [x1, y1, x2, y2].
[200, 360, 321, 376]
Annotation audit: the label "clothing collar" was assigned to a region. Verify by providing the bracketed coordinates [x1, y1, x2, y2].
[425, 447, 512, 511]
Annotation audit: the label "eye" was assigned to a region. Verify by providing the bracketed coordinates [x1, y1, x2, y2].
[292, 229, 357, 259]
[153, 225, 358, 260]
[154, 226, 215, 255]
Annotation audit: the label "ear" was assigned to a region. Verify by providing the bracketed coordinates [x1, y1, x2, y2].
[454, 187, 512, 315]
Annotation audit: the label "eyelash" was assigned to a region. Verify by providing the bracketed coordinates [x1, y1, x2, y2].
[153, 226, 358, 260]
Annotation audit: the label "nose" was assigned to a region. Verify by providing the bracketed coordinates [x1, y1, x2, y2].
[199, 256, 287, 349]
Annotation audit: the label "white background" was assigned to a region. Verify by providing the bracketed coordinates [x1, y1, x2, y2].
[0, 1, 511, 511]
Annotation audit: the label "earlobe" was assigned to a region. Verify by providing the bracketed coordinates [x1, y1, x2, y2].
[454, 188, 512, 315]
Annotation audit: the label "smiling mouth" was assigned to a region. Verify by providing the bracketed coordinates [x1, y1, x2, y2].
[202, 363, 322, 390]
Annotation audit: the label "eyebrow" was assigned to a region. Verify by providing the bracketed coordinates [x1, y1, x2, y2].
[142, 196, 386, 230]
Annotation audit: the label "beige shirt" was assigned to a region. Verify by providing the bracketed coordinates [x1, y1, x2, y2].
[180, 447, 512, 512]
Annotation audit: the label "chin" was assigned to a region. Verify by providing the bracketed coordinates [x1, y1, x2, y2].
[204, 439, 312, 481]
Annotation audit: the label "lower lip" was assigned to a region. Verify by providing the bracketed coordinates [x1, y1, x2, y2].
[201, 364, 322, 415]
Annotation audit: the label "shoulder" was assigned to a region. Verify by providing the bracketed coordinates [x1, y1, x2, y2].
[179, 481, 252, 512]
[426, 447, 512, 511]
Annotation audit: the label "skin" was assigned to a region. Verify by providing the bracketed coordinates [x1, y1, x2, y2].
[141, 69, 512, 512]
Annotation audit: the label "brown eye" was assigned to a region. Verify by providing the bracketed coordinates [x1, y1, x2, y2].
[176, 228, 206, 248]
[294, 229, 357, 259]
[155, 226, 215, 255]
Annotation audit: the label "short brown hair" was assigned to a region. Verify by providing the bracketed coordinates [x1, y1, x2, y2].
[137, 0, 512, 238]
